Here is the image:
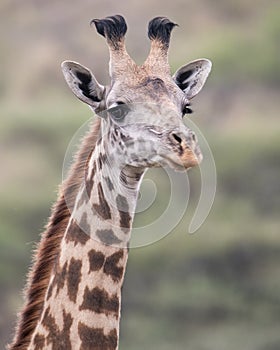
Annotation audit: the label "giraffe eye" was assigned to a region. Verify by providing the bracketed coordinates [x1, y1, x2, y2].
[109, 103, 130, 121]
[182, 103, 193, 116]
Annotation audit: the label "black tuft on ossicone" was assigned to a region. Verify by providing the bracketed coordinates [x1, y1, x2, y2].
[148, 17, 178, 48]
[91, 15, 127, 48]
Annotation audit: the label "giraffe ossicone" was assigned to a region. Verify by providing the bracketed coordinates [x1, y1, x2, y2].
[10, 15, 212, 350]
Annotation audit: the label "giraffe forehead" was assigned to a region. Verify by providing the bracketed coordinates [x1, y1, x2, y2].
[107, 70, 181, 103]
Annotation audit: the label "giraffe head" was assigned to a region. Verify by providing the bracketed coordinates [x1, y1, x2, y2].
[61, 15, 211, 171]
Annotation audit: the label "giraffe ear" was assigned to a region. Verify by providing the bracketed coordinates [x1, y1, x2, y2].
[173, 59, 212, 100]
[61, 61, 105, 110]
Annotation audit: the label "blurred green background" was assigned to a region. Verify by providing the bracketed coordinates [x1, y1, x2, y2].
[0, 0, 279, 349]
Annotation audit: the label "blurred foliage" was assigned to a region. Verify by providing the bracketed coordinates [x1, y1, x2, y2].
[0, 0, 280, 349]
[205, 5, 280, 86]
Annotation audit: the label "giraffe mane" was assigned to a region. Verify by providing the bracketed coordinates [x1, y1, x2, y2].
[9, 119, 101, 350]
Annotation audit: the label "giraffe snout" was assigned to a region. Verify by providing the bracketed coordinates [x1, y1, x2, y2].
[170, 130, 197, 148]
[168, 130, 202, 168]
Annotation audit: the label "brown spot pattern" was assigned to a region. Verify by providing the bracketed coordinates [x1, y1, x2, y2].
[119, 171, 128, 185]
[79, 286, 119, 317]
[67, 257, 82, 303]
[85, 160, 96, 197]
[103, 250, 124, 282]
[97, 156, 103, 170]
[88, 249, 105, 272]
[97, 153, 107, 171]
[47, 261, 68, 300]
[42, 307, 73, 350]
[66, 219, 90, 246]
[33, 333, 45, 350]
[9, 119, 101, 350]
[134, 171, 143, 181]
[78, 322, 118, 350]
[116, 194, 131, 230]
[92, 183, 111, 220]
[96, 229, 122, 245]
[104, 176, 114, 191]
[77, 189, 88, 209]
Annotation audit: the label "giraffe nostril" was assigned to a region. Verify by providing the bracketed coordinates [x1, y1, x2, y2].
[169, 131, 197, 149]
[171, 133, 182, 145]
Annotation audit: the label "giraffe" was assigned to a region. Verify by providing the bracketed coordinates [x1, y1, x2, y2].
[9, 15, 212, 350]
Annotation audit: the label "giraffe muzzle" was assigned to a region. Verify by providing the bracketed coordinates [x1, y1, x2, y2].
[167, 129, 202, 169]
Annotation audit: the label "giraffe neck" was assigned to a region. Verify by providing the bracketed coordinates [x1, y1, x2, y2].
[28, 123, 144, 350]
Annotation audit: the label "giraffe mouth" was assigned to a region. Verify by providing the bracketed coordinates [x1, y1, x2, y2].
[162, 146, 202, 171]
